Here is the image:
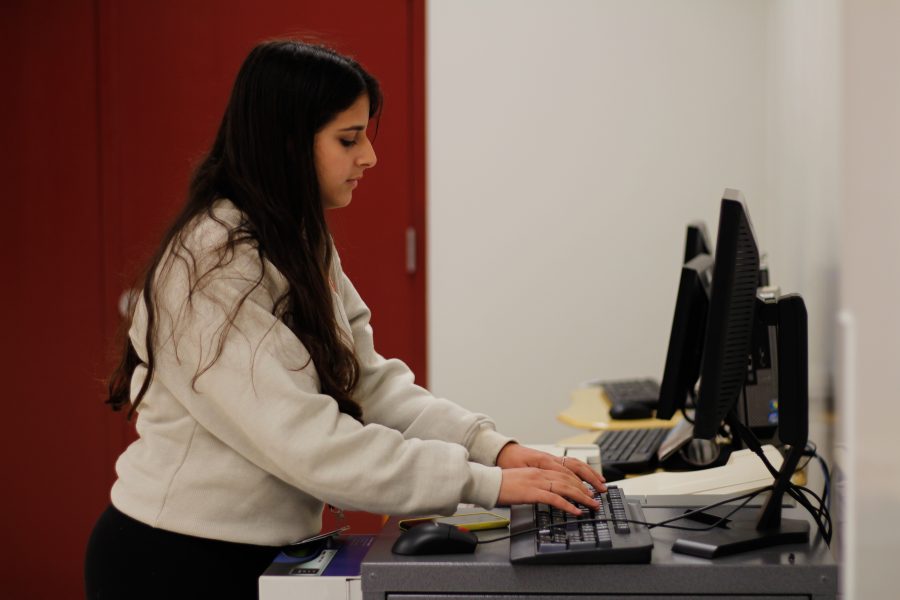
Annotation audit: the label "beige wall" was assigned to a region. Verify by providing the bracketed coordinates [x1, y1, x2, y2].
[839, 1, 900, 596]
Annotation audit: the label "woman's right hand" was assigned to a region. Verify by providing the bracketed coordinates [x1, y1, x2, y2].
[496, 467, 600, 517]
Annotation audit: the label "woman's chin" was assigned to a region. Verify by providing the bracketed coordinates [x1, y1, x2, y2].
[324, 195, 353, 210]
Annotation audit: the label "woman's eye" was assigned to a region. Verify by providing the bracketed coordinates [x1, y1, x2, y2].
[340, 138, 357, 148]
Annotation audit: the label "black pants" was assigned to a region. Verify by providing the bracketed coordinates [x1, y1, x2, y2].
[85, 504, 281, 599]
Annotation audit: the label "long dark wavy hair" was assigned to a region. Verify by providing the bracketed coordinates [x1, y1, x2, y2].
[106, 40, 381, 422]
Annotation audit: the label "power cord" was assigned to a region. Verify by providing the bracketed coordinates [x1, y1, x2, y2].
[801, 442, 831, 511]
[728, 418, 833, 545]
[680, 389, 697, 424]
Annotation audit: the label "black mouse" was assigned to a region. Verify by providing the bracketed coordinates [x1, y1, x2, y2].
[391, 522, 478, 555]
[609, 400, 654, 420]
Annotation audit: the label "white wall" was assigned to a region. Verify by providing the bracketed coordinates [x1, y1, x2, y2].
[428, 0, 771, 442]
[838, 1, 900, 596]
[764, 0, 841, 399]
[428, 0, 898, 594]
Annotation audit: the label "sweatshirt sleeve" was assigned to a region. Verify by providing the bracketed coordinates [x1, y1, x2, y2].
[336, 264, 515, 468]
[131, 221, 502, 515]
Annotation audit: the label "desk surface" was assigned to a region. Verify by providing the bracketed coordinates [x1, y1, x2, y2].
[361, 505, 837, 599]
[558, 387, 681, 431]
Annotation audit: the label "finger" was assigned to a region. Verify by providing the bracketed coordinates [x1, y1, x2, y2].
[538, 461, 585, 488]
[554, 481, 600, 509]
[529, 468, 582, 496]
[562, 458, 608, 492]
[543, 476, 599, 510]
[538, 457, 573, 477]
[536, 490, 581, 517]
[560, 456, 605, 481]
[555, 456, 607, 491]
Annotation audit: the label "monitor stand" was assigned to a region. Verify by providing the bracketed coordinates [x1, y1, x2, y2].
[670, 425, 809, 558]
[671, 294, 812, 558]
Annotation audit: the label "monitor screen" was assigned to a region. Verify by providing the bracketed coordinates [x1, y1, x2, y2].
[656, 252, 714, 420]
[693, 189, 761, 439]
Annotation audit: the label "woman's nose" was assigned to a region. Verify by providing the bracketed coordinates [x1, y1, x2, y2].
[358, 137, 377, 169]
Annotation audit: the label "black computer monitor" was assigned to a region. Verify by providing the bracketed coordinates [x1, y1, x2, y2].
[684, 220, 712, 263]
[656, 252, 713, 420]
[671, 189, 811, 558]
[692, 192, 761, 439]
[657, 221, 714, 419]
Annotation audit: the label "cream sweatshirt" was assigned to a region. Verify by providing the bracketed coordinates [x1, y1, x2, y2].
[111, 200, 512, 546]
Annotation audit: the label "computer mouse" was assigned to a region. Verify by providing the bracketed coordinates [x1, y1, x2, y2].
[609, 400, 654, 420]
[282, 536, 330, 559]
[391, 522, 478, 555]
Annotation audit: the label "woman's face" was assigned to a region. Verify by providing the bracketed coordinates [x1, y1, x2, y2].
[314, 94, 378, 209]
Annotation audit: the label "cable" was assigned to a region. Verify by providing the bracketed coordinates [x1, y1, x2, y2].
[729, 403, 833, 545]
[481, 483, 832, 551]
[814, 453, 832, 510]
[647, 487, 770, 529]
[746, 440, 830, 543]
[475, 515, 739, 545]
[697, 434, 832, 545]
[741, 384, 751, 439]
[796, 486, 832, 543]
[803, 445, 832, 524]
[800, 442, 831, 511]
[796, 441, 817, 472]
[476, 488, 773, 545]
[486, 397, 838, 550]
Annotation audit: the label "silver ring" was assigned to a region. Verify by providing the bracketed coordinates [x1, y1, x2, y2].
[549, 481, 554, 494]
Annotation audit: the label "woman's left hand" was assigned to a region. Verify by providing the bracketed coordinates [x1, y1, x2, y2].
[496, 443, 607, 493]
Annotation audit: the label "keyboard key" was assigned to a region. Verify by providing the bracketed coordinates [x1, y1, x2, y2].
[569, 539, 598, 551]
[538, 541, 567, 553]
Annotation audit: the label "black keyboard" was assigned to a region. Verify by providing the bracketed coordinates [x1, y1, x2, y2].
[600, 378, 660, 409]
[595, 427, 669, 473]
[509, 485, 653, 564]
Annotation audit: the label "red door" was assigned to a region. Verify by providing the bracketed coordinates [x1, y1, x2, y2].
[1, 1, 425, 597]
[0, 3, 121, 599]
[100, 0, 426, 381]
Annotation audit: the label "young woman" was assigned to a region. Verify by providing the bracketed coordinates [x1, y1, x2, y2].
[84, 40, 605, 599]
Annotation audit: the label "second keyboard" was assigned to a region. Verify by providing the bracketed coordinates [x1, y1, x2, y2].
[595, 427, 669, 473]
